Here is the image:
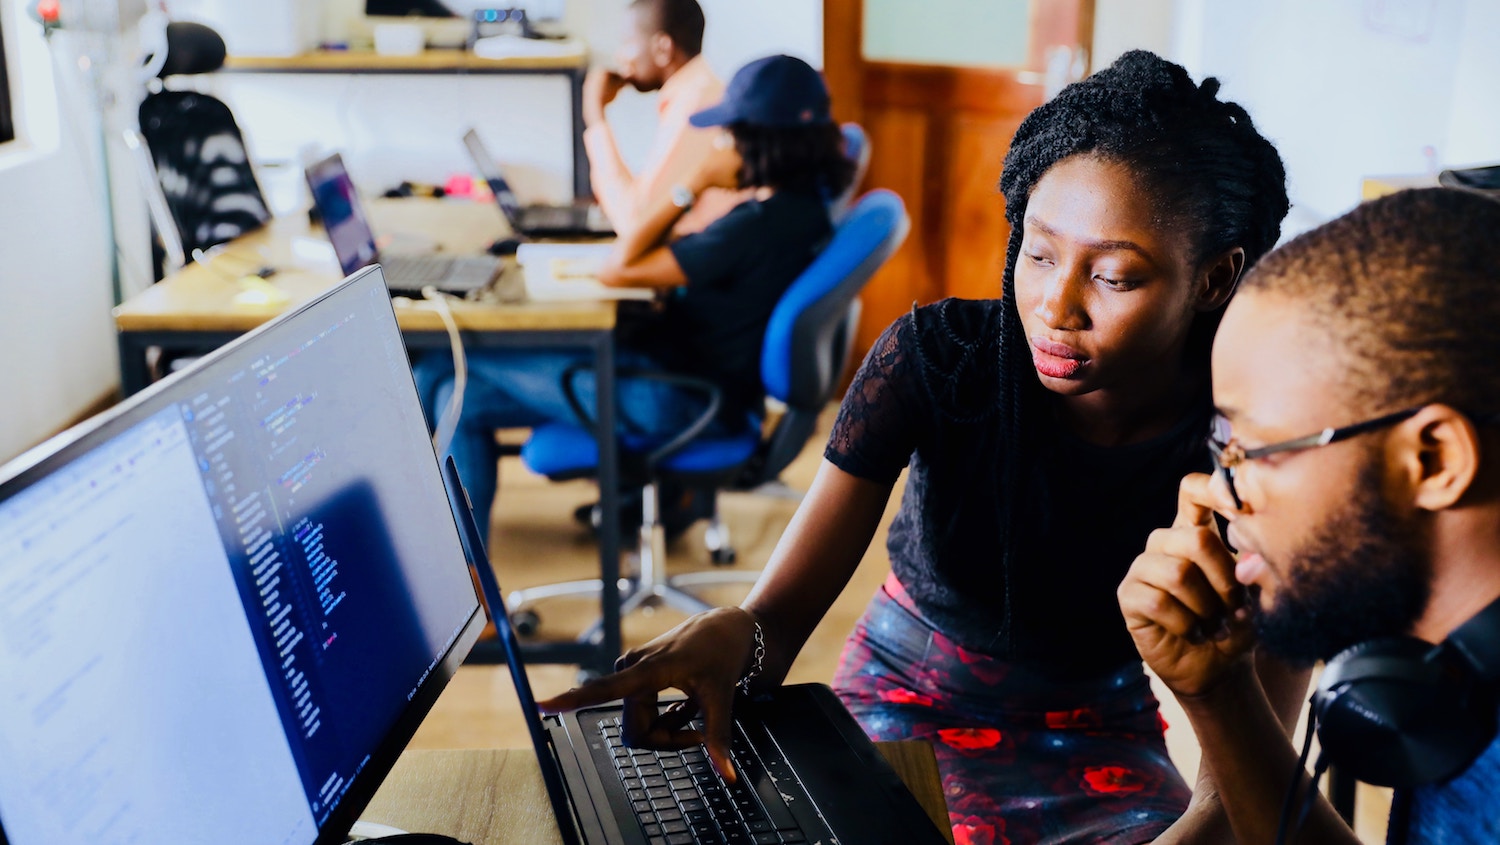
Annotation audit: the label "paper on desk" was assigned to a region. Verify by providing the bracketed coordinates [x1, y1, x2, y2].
[515, 243, 654, 301]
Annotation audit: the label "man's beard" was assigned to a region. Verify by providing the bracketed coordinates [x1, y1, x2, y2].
[1249, 463, 1432, 666]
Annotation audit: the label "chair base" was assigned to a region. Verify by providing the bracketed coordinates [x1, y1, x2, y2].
[505, 484, 759, 646]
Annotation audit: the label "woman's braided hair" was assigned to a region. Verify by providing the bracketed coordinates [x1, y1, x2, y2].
[989, 50, 1289, 648]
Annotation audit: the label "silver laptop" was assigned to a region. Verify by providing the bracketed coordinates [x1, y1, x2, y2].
[305, 152, 502, 296]
[463, 128, 614, 239]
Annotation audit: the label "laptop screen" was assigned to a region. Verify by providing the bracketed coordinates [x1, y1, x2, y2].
[0, 268, 484, 845]
[306, 154, 380, 277]
[461, 129, 525, 224]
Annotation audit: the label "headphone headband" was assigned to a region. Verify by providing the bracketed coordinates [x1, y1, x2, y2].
[1446, 595, 1500, 684]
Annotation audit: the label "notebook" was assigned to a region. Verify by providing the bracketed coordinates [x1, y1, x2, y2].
[440, 460, 950, 845]
[463, 128, 615, 239]
[305, 152, 502, 297]
[0, 267, 484, 845]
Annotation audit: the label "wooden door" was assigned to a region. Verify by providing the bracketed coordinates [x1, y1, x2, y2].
[824, 0, 1094, 359]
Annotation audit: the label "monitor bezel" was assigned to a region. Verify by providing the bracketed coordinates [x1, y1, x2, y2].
[0, 266, 486, 845]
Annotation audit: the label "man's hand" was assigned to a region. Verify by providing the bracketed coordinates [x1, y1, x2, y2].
[1119, 473, 1254, 697]
[583, 68, 629, 128]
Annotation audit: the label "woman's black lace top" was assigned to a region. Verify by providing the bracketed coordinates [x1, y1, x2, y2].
[826, 299, 1212, 677]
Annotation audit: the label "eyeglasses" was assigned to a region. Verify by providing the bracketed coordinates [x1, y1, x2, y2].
[1206, 406, 1425, 510]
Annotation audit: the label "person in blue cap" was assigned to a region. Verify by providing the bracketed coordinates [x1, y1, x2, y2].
[415, 54, 855, 545]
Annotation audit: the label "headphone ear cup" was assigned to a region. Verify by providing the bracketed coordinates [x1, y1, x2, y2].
[1314, 637, 1497, 788]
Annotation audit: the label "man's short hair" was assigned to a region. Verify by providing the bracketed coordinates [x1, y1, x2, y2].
[1240, 188, 1500, 414]
[631, 0, 706, 58]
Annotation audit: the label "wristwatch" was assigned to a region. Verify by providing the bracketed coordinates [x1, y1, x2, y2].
[670, 184, 696, 210]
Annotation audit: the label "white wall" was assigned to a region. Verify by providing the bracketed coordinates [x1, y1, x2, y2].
[1171, 0, 1495, 236]
[0, 0, 122, 463]
[181, 0, 821, 205]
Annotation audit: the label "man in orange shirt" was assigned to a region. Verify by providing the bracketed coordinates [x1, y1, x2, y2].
[583, 0, 742, 236]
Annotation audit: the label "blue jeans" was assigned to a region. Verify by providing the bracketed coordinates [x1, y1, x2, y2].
[413, 347, 712, 544]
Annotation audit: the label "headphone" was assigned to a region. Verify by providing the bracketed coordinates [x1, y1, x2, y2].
[1312, 594, 1500, 788]
[1272, 596, 1500, 844]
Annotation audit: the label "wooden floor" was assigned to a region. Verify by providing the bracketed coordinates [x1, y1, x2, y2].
[408, 407, 1390, 842]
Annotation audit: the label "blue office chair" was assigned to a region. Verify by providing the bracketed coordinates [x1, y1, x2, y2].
[508, 190, 910, 639]
[829, 123, 871, 223]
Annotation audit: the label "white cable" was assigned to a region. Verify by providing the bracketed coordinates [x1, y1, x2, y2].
[423, 286, 468, 457]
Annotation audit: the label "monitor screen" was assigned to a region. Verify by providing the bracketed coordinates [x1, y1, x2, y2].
[0, 268, 484, 845]
[461, 129, 524, 222]
[306, 154, 379, 278]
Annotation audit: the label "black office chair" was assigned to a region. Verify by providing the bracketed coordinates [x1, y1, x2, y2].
[508, 190, 910, 641]
[135, 22, 270, 275]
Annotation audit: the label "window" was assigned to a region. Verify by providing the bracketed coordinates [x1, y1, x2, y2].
[0, 16, 14, 144]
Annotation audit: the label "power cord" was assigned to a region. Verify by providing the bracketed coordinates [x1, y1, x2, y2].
[422, 286, 468, 457]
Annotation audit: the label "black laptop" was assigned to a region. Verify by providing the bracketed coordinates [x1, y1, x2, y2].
[306, 152, 502, 297]
[442, 460, 950, 845]
[0, 267, 485, 845]
[463, 128, 615, 239]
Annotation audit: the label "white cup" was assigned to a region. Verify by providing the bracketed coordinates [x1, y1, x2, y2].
[373, 23, 425, 56]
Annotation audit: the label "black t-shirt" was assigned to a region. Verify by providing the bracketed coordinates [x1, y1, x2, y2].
[826, 298, 1212, 678]
[641, 190, 831, 418]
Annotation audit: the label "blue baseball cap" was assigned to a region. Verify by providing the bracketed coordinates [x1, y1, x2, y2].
[689, 55, 833, 129]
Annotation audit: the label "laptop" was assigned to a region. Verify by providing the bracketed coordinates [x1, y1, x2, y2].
[0, 267, 486, 845]
[441, 461, 950, 845]
[463, 128, 615, 239]
[305, 153, 502, 297]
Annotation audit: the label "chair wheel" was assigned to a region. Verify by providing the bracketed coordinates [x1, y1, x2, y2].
[513, 608, 541, 637]
[710, 547, 737, 565]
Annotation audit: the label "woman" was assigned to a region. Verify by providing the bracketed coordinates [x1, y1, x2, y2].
[416, 55, 854, 544]
[542, 51, 1297, 844]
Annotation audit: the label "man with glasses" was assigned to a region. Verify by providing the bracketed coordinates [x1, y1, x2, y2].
[1118, 187, 1500, 844]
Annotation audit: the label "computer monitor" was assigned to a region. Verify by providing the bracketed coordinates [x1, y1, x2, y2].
[0, 267, 485, 845]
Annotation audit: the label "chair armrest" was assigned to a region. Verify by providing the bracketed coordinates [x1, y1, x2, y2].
[558, 363, 724, 470]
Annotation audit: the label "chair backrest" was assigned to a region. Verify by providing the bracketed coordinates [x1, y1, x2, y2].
[746, 189, 907, 485]
[138, 90, 271, 256]
[828, 122, 871, 223]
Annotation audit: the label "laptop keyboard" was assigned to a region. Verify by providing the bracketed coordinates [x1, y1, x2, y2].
[597, 716, 813, 845]
[383, 255, 498, 289]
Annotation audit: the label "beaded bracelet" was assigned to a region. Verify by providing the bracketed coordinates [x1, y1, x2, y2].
[737, 618, 766, 695]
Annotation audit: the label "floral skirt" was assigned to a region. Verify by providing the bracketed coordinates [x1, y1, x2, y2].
[831, 575, 1191, 845]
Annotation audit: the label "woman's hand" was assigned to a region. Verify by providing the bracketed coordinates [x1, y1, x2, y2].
[537, 606, 760, 781]
[1118, 473, 1254, 698]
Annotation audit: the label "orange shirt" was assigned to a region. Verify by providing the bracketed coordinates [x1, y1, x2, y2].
[584, 56, 741, 236]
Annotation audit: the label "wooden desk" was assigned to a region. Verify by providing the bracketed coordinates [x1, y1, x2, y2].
[223, 48, 591, 199]
[360, 744, 955, 844]
[113, 199, 626, 674]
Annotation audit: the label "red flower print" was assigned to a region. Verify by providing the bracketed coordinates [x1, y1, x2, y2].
[878, 687, 935, 707]
[955, 644, 1009, 686]
[938, 727, 1002, 751]
[882, 573, 913, 606]
[1081, 765, 1150, 795]
[1045, 707, 1103, 730]
[952, 815, 1009, 845]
